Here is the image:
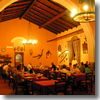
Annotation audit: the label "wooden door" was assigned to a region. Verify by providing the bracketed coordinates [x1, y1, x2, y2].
[14, 52, 24, 68]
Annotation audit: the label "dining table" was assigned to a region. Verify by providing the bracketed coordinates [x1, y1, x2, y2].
[34, 80, 66, 95]
[18, 72, 49, 94]
[73, 73, 86, 86]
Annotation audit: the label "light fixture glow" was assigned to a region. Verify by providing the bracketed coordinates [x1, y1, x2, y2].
[72, 0, 95, 23]
[22, 22, 38, 45]
[58, 51, 61, 54]
[71, 13, 74, 17]
[84, 5, 88, 11]
[65, 50, 69, 53]
[72, 9, 77, 13]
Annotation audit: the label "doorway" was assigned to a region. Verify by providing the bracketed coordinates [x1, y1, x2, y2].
[14, 52, 24, 68]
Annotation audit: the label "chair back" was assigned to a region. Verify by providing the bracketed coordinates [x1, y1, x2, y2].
[51, 72, 57, 80]
[55, 81, 67, 95]
[66, 75, 75, 95]
[60, 72, 66, 81]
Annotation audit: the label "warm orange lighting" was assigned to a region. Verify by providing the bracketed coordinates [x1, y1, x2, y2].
[65, 50, 69, 53]
[22, 21, 38, 45]
[72, 0, 95, 23]
[58, 51, 61, 54]
[84, 5, 88, 11]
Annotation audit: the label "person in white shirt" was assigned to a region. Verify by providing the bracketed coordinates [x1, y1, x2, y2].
[39, 62, 44, 69]
[3, 64, 9, 75]
[60, 64, 71, 79]
[70, 64, 80, 74]
[27, 63, 32, 71]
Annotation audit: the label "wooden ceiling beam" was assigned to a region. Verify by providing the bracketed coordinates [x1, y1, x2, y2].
[30, 8, 50, 20]
[64, 14, 80, 25]
[32, 6, 54, 18]
[35, 1, 58, 15]
[50, 23, 66, 32]
[44, 27, 58, 34]
[61, 16, 78, 27]
[4, 5, 28, 11]
[56, 19, 72, 29]
[25, 15, 43, 24]
[7, 1, 31, 7]
[24, 17, 41, 26]
[0, 10, 4, 21]
[37, 0, 64, 12]
[4, 8, 26, 15]
[27, 12, 47, 22]
[47, 29, 84, 42]
[39, 10, 68, 28]
[54, 21, 69, 30]
[20, 0, 37, 19]
[47, 25, 62, 33]
[3, 11, 24, 17]
[2, 16, 18, 22]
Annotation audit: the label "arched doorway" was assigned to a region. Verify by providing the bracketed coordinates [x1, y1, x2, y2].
[68, 36, 80, 66]
[14, 52, 24, 68]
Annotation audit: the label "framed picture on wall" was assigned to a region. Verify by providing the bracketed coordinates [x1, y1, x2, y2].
[82, 42, 88, 53]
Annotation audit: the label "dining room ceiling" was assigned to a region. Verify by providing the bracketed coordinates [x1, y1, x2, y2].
[0, 0, 80, 34]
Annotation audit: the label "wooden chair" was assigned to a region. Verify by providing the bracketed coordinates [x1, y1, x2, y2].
[8, 70, 14, 86]
[79, 72, 93, 93]
[60, 72, 66, 81]
[27, 79, 34, 95]
[44, 70, 51, 79]
[66, 75, 75, 95]
[14, 75, 26, 95]
[50, 72, 57, 80]
[55, 81, 67, 95]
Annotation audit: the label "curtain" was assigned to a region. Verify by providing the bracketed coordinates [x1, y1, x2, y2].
[68, 41, 74, 64]
[72, 39, 80, 66]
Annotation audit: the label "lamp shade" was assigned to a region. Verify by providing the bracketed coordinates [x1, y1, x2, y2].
[73, 0, 95, 23]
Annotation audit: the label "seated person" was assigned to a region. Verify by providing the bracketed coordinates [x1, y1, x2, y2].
[84, 64, 90, 73]
[79, 62, 85, 73]
[17, 64, 22, 71]
[2, 64, 9, 77]
[21, 64, 28, 71]
[70, 64, 80, 74]
[27, 63, 33, 73]
[69, 63, 72, 71]
[60, 64, 71, 79]
[51, 62, 56, 71]
[39, 62, 44, 69]
[56, 65, 60, 70]
[15, 65, 27, 91]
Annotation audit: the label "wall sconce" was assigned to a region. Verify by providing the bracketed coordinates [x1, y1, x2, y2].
[58, 45, 62, 55]
[65, 50, 69, 53]
[58, 51, 61, 54]
[82, 42, 88, 53]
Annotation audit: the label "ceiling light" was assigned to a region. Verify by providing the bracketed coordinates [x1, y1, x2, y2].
[72, 0, 95, 23]
[22, 22, 38, 45]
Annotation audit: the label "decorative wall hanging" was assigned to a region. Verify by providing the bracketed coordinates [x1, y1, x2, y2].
[32, 49, 44, 59]
[82, 36, 88, 53]
[2, 48, 6, 52]
[14, 46, 24, 51]
[82, 42, 88, 53]
[29, 49, 33, 55]
[58, 45, 62, 54]
[58, 50, 69, 63]
[46, 50, 52, 59]
[17, 46, 20, 51]
[14, 47, 16, 51]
